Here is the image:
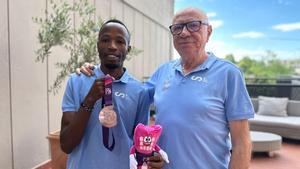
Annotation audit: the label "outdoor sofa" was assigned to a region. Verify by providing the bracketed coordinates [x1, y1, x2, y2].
[249, 97, 300, 140]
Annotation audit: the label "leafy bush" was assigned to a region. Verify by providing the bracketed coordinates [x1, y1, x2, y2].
[33, 0, 141, 93]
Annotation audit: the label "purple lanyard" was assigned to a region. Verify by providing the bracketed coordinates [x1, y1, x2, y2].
[102, 76, 115, 151]
[103, 76, 113, 106]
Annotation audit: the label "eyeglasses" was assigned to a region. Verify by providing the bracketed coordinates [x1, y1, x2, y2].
[169, 20, 209, 35]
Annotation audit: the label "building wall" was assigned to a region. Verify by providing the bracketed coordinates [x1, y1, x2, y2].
[0, 0, 13, 168]
[0, 0, 174, 168]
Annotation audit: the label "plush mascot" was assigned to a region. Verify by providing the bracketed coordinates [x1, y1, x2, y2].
[129, 123, 169, 169]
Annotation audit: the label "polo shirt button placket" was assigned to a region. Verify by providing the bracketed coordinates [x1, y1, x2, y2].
[181, 76, 186, 84]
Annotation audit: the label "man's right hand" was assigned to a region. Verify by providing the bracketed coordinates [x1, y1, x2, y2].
[76, 62, 95, 76]
[84, 78, 105, 106]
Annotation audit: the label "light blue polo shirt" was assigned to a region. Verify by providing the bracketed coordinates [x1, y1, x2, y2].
[62, 65, 150, 169]
[145, 53, 254, 169]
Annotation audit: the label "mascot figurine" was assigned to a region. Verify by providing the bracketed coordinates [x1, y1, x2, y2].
[129, 123, 169, 169]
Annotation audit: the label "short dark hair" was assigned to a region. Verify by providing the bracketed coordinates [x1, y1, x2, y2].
[99, 19, 131, 44]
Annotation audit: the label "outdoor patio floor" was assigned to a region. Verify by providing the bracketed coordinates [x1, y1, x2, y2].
[35, 138, 300, 169]
[250, 138, 300, 169]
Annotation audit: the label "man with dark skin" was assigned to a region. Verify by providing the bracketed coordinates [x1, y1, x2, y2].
[60, 19, 164, 169]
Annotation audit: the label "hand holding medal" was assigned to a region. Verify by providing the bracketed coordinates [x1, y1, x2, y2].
[99, 75, 117, 128]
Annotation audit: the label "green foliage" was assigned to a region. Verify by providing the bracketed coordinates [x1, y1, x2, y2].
[33, 0, 141, 94]
[224, 51, 295, 83]
[126, 46, 142, 60]
[237, 56, 254, 74]
[224, 54, 236, 64]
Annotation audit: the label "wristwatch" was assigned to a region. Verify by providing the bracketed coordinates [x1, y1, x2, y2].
[80, 102, 93, 112]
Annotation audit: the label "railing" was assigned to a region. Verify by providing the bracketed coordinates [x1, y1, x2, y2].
[246, 77, 300, 100]
[246, 77, 300, 84]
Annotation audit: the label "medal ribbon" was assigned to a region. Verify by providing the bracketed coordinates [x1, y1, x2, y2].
[102, 76, 115, 151]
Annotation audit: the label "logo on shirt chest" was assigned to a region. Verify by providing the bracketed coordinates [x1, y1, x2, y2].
[114, 92, 126, 98]
[191, 76, 208, 83]
[162, 80, 171, 91]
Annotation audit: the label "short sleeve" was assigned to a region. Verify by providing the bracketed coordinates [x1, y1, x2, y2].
[62, 76, 77, 112]
[225, 68, 254, 121]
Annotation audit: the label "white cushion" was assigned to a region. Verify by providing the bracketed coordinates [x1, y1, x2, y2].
[250, 114, 300, 128]
[257, 96, 288, 117]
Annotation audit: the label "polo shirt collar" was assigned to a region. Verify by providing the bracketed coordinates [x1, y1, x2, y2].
[94, 64, 129, 83]
[174, 52, 217, 73]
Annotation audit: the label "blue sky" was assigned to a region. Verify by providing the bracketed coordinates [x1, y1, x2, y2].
[174, 0, 300, 60]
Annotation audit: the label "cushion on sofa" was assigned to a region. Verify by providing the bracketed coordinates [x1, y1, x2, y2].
[287, 100, 300, 116]
[257, 96, 289, 117]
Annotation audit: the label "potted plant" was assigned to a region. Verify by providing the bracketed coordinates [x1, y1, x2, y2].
[47, 130, 67, 169]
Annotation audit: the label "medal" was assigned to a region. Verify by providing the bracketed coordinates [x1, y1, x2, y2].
[99, 105, 117, 127]
[99, 75, 117, 127]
